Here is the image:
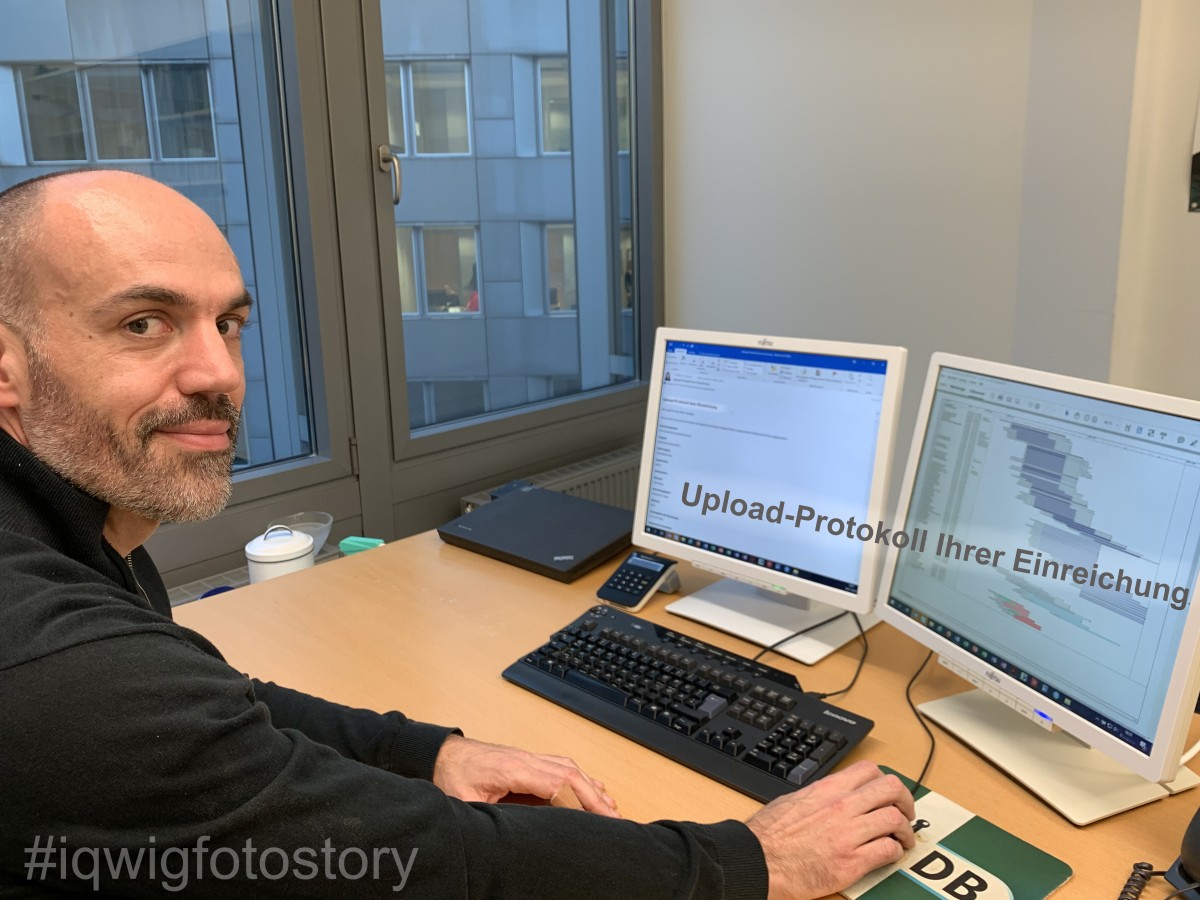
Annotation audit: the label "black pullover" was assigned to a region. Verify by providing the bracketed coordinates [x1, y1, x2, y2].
[0, 431, 768, 898]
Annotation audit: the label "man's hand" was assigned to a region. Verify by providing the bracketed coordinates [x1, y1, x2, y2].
[745, 761, 916, 900]
[431, 734, 620, 817]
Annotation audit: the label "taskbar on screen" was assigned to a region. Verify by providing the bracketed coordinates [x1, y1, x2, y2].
[887, 597, 1152, 755]
[644, 525, 857, 594]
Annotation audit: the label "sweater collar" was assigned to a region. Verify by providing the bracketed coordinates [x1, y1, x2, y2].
[0, 429, 115, 568]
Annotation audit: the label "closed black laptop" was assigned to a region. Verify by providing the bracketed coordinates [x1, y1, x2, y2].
[437, 487, 632, 582]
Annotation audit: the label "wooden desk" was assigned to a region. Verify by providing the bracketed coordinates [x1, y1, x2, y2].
[175, 531, 1199, 898]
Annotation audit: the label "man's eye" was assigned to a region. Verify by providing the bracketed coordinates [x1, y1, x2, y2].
[218, 317, 247, 338]
[125, 316, 168, 336]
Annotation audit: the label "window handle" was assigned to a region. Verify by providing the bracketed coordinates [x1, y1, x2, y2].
[377, 144, 402, 205]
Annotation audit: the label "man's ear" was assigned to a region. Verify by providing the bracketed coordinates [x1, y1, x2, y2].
[0, 321, 30, 412]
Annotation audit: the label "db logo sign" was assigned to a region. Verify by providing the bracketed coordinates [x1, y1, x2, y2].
[903, 847, 1011, 900]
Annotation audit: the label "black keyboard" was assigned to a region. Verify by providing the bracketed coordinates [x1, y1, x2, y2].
[502, 605, 873, 802]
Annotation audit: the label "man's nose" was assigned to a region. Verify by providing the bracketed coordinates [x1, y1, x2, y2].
[176, 324, 243, 398]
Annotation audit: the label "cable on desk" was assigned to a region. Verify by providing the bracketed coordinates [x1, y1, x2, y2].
[814, 614, 868, 701]
[904, 650, 936, 795]
[1117, 863, 1159, 900]
[750, 611, 849, 667]
[1165, 880, 1200, 899]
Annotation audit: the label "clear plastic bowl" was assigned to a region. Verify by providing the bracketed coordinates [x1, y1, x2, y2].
[267, 511, 334, 556]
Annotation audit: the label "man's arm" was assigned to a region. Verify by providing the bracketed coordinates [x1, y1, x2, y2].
[0, 631, 768, 898]
[249, 677, 458, 779]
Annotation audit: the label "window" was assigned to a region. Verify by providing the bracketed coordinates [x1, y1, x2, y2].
[408, 381, 487, 430]
[620, 226, 634, 309]
[87, 66, 150, 160]
[19, 65, 86, 162]
[395, 226, 418, 314]
[383, 60, 470, 156]
[16, 63, 216, 163]
[546, 224, 576, 312]
[383, 62, 407, 153]
[616, 57, 630, 153]
[393, 226, 479, 316]
[152, 65, 216, 159]
[539, 58, 571, 153]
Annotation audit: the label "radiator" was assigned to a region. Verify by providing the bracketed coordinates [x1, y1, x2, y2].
[460, 445, 642, 513]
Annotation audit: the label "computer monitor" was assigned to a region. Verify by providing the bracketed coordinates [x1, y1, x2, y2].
[878, 353, 1200, 824]
[631, 328, 906, 663]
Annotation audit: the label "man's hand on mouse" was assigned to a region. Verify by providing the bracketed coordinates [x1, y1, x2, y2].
[745, 760, 916, 900]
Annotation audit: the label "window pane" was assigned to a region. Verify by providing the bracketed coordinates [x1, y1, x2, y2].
[384, 61, 406, 153]
[379, 2, 638, 435]
[395, 226, 417, 314]
[423, 227, 476, 314]
[87, 66, 150, 160]
[546, 224, 576, 312]
[411, 61, 468, 154]
[432, 381, 485, 422]
[539, 58, 570, 153]
[19, 65, 86, 162]
[152, 64, 216, 158]
[616, 57, 630, 153]
[1, 3, 316, 473]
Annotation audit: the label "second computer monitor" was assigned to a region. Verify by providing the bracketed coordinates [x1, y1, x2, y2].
[877, 353, 1200, 823]
[632, 328, 906, 663]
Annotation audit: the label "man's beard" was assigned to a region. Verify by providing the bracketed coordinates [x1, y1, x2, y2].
[22, 350, 240, 523]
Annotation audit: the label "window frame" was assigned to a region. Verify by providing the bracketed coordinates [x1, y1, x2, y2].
[395, 224, 483, 318]
[361, 0, 663, 468]
[537, 56, 572, 156]
[383, 57, 472, 158]
[149, 63, 219, 162]
[544, 222, 578, 316]
[83, 64, 153, 163]
[17, 64, 88, 164]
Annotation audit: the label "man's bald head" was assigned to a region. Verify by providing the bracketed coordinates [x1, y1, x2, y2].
[0, 170, 228, 351]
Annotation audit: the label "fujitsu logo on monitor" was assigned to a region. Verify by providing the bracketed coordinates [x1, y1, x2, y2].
[757, 338, 774, 347]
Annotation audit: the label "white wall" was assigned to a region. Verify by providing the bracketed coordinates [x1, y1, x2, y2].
[1110, 0, 1200, 400]
[660, 0, 1147, 481]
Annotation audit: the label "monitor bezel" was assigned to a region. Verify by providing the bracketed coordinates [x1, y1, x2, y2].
[632, 326, 907, 616]
[876, 351, 1200, 783]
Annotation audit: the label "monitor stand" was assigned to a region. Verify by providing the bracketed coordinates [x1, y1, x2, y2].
[664, 578, 877, 665]
[921, 689, 1200, 825]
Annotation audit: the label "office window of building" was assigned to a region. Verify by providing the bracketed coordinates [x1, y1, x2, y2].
[616, 57, 630, 153]
[395, 226, 418, 314]
[16, 63, 216, 163]
[620, 225, 633, 308]
[152, 64, 216, 159]
[423, 226, 478, 313]
[410, 61, 469, 155]
[408, 380, 487, 429]
[546, 224, 576, 313]
[87, 67, 151, 160]
[383, 61, 407, 153]
[538, 58, 570, 154]
[19, 65, 86, 162]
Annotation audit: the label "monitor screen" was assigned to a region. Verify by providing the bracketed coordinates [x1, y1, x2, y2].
[632, 328, 906, 659]
[879, 354, 1200, 786]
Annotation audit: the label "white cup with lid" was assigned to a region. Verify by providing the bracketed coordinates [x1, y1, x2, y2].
[245, 525, 315, 584]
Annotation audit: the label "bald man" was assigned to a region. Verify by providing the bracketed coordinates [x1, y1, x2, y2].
[0, 171, 914, 898]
